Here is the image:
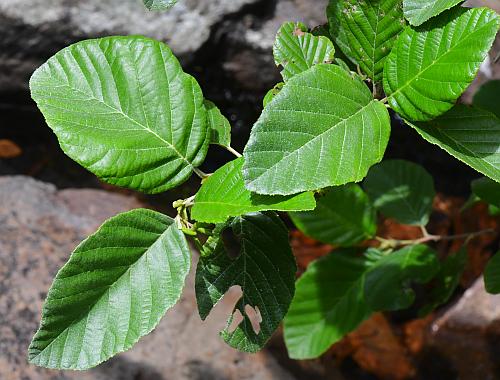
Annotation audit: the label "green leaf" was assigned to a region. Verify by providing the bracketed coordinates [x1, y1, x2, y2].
[363, 159, 435, 225]
[195, 212, 296, 352]
[243, 64, 390, 196]
[383, 7, 500, 121]
[403, 0, 463, 26]
[485, 251, 500, 294]
[290, 184, 376, 246]
[409, 105, 500, 183]
[263, 83, 284, 108]
[204, 100, 231, 148]
[473, 80, 500, 118]
[28, 209, 191, 369]
[419, 247, 467, 316]
[284, 249, 376, 359]
[30, 36, 208, 194]
[327, 0, 405, 82]
[472, 177, 500, 208]
[273, 22, 335, 81]
[364, 244, 440, 311]
[191, 157, 316, 223]
[143, 0, 178, 11]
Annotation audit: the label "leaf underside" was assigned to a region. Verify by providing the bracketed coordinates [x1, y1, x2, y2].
[384, 7, 500, 121]
[363, 159, 435, 226]
[29, 209, 191, 370]
[243, 64, 391, 196]
[192, 157, 316, 223]
[328, 0, 405, 82]
[403, 0, 463, 26]
[195, 212, 296, 352]
[290, 184, 376, 246]
[273, 22, 335, 81]
[409, 105, 500, 183]
[30, 36, 208, 194]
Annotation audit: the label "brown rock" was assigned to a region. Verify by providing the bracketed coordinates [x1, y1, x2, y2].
[425, 277, 500, 380]
[0, 176, 295, 380]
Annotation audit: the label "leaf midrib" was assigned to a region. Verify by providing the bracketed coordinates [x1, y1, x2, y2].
[248, 96, 379, 186]
[388, 12, 494, 100]
[41, 67, 194, 168]
[30, 225, 172, 363]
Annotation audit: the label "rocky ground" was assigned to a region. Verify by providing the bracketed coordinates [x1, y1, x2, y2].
[0, 176, 298, 380]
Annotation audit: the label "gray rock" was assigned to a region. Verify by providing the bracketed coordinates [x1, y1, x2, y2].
[217, 0, 329, 92]
[0, 176, 295, 380]
[425, 277, 500, 380]
[0, 0, 260, 92]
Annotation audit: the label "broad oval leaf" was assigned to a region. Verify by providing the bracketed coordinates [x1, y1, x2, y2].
[363, 159, 435, 226]
[28, 209, 191, 370]
[364, 244, 440, 311]
[473, 79, 500, 118]
[30, 36, 208, 194]
[204, 100, 231, 148]
[273, 22, 335, 81]
[290, 184, 376, 246]
[195, 212, 296, 352]
[327, 0, 405, 82]
[192, 157, 316, 223]
[243, 64, 391, 196]
[384, 7, 500, 121]
[284, 249, 376, 359]
[403, 0, 463, 26]
[485, 251, 500, 294]
[144, 0, 178, 11]
[472, 177, 500, 208]
[409, 105, 500, 183]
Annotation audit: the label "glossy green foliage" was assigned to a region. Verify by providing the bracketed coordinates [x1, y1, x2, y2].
[410, 106, 500, 183]
[30, 36, 208, 194]
[472, 177, 500, 208]
[204, 100, 231, 148]
[195, 212, 296, 352]
[327, 0, 405, 82]
[384, 7, 500, 121]
[284, 250, 374, 359]
[143, 0, 178, 11]
[28, 209, 191, 369]
[274, 22, 335, 81]
[364, 245, 440, 311]
[290, 184, 376, 246]
[474, 80, 500, 118]
[364, 159, 435, 225]
[485, 251, 500, 294]
[243, 64, 390, 195]
[420, 248, 467, 316]
[403, 0, 463, 26]
[191, 158, 316, 223]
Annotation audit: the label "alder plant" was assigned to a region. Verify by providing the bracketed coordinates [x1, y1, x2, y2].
[28, 0, 500, 369]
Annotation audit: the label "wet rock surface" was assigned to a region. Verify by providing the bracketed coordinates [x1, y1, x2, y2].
[0, 176, 296, 380]
[0, 0, 260, 91]
[0, 0, 329, 93]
